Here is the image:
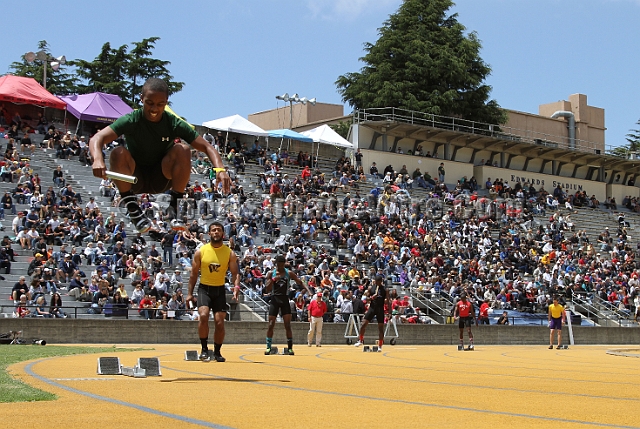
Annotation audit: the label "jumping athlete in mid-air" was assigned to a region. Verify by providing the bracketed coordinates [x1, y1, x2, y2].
[90, 77, 230, 232]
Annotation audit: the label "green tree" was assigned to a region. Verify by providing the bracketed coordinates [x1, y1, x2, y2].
[330, 121, 351, 139]
[126, 37, 184, 106]
[8, 40, 77, 95]
[608, 119, 640, 158]
[336, 0, 506, 125]
[71, 37, 184, 108]
[70, 42, 130, 100]
[626, 119, 640, 152]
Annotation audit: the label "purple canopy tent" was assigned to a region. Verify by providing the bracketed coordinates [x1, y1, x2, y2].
[57, 92, 133, 123]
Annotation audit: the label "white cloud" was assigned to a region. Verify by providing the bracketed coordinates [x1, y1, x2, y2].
[307, 0, 399, 20]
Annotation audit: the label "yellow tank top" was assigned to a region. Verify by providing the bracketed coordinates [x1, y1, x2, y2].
[549, 303, 564, 318]
[199, 243, 231, 286]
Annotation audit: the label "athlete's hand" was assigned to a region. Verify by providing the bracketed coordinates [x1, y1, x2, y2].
[217, 170, 232, 195]
[92, 158, 107, 180]
[186, 294, 194, 307]
[233, 287, 239, 302]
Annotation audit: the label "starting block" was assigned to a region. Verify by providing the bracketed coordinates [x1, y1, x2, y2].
[97, 357, 122, 375]
[137, 357, 161, 376]
[363, 346, 380, 352]
[185, 350, 199, 361]
[121, 365, 146, 378]
[185, 350, 216, 361]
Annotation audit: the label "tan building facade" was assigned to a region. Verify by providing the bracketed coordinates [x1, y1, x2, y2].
[248, 102, 344, 131]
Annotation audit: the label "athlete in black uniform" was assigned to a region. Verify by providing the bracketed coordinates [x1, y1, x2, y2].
[354, 275, 390, 350]
[264, 255, 311, 355]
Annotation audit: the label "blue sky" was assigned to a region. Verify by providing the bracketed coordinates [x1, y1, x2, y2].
[3, 0, 639, 149]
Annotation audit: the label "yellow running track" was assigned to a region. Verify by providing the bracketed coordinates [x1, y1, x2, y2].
[3, 344, 639, 429]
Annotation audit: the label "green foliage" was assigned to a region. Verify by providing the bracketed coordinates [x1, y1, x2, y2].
[330, 121, 351, 139]
[72, 37, 185, 108]
[336, 0, 506, 125]
[8, 41, 77, 95]
[608, 119, 640, 158]
[626, 119, 640, 152]
[0, 345, 141, 403]
[8, 38, 184, 107]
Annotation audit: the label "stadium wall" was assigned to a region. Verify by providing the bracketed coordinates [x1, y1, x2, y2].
[3, 319, 640, 346]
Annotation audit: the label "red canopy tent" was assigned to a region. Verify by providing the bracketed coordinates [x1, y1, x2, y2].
[0, 75, 66, 109]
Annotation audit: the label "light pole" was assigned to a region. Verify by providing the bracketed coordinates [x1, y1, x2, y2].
[25, 50, 66, 90]
[275, 93, 316, 129]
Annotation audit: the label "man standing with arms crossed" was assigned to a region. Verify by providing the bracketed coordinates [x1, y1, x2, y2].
[187, 222, 240, 362]
[548, 295, 566, 349]
[307, 292, 327, 347]
[90, 78, 230, 232]
[454, 291, 477, 351]
[354, 275, 389, 351]
[264, 255, 311, 356]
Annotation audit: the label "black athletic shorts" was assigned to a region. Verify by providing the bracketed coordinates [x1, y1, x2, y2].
[364, 303, 385, 323]
[458, 316, 473, 329]
[197, 284, 229, 313]
[131, 165, 172, 195]
[269, 295, 291, 318]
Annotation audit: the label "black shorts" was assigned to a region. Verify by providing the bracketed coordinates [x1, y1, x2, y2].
[197, 284, 229, 313]
[459, 316, 474, 329]
[364, 304, 385, 323]
[131, 165, 172, 195]
[269, 295, 291, 318]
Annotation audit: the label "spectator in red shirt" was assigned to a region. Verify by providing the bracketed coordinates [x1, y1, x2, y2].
[307, 293, 327, 347]
[301, 166, 311, 181]
[478, 298, 490, 325]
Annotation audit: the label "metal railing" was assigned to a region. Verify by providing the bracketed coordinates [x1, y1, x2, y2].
[354, 107, 603, 155]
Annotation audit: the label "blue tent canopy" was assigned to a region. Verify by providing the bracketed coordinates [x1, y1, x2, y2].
[267, 128, 313, 143]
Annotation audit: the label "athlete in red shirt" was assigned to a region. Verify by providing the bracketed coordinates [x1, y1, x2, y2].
[453, 292, 477, 350]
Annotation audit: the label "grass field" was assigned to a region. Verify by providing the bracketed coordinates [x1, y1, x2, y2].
[0, 345, 138, 403]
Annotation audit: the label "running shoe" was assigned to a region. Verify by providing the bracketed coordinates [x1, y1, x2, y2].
[354, 341, 362, 347]
[283, 348, 295, 356]
[212, 353, 226, 362]
[264, 347, 272, 355]
[467, 345, 474, 351]
[170, 219, 187, 232]
[199, 350, 211, 362]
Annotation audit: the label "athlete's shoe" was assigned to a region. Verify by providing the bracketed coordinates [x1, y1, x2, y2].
[467, 345, 474, 351]
[128, 212, 152, 234]
[548, 345, 554, 349]
[264, 347, 272, 355]
[377, 346, 382, 352]
[556, 345, 563, 349]
[308, 343, 312, 347]
[170, 219, 187, 232]
[120, 196, 151, 233]
[354, 341, 363, 347]
[212, 353, 226, 362]
[457, 344, 464, 351]
[199, 351, 211, 362]
[283, 348, 295, 356]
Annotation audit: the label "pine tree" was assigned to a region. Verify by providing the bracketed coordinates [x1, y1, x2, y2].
[336, 0, 506, 125]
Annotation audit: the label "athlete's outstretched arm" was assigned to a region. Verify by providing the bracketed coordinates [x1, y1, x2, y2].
[290, 271, 312, 297]
[190, 136, 231, 194]
[89, 127, 119, 179]
[187, 249, 202, 303]
[229, 251, 241, 301]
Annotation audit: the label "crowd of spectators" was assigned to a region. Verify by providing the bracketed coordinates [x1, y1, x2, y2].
[4, 120, 640, 327]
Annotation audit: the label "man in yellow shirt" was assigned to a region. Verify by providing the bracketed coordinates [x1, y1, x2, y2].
[187, 222, 240, 362]
[548, 295, 566, 349]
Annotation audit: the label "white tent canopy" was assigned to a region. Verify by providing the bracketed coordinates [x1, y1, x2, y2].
[202, 114, 268, 137]
[300, 124, 352, 148]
